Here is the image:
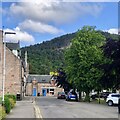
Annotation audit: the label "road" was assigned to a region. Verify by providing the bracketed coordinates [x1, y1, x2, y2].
[36, 96, 119, 119]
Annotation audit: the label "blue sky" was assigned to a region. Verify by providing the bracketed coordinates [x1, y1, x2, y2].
[0, 0, 119, 47]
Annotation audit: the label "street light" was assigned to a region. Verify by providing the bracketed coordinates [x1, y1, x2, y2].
[2, 31, 16, 104]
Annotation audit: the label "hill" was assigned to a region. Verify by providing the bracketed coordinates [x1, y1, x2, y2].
[21, 30, 118, 74]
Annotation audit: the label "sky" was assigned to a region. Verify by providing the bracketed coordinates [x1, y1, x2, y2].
[0, 0, 119, 47]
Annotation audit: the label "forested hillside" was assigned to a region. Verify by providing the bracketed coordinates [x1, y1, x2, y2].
[21, 33, 76, 74]
[21, 30, 118, 75]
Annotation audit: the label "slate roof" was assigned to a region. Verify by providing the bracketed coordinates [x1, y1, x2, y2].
[6, 42, 20, 50]
[27, 74, 52, 83]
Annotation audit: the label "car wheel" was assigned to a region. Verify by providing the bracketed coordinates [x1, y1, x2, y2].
[76, 99, 78, 102]
[108, 100, 113, 106]
[66, 98, 69, 101]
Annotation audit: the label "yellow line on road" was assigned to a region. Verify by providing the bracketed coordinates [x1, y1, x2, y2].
[33, 101, 43, 119]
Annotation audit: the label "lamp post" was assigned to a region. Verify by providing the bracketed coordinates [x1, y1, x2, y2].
[2, 31, 16, 104]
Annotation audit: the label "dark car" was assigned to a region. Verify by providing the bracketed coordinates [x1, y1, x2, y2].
[66, 89, 78, 101]
[91, 93, 99, 100]
[100, 92, 111, 99]
[57, 92, 66, 99]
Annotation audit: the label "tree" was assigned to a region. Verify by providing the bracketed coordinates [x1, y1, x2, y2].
[54, 68, 72, 93]
[100, 39, 120, 90]
[65, 26, 107, 101]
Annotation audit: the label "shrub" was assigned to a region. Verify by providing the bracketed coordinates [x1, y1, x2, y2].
[4, 97, 11, 114]
[0, 106, 6, 119]
[9, 98, 15, 109]
[0, 97, 2, 104]
[5, 94, 16, 103]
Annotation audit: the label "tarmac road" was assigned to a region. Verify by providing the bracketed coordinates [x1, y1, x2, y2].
[36, 96, 119, 119]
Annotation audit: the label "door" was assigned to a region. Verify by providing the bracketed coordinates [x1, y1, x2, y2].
[33, 88, 37, 96]
[42, 89, 46, 96]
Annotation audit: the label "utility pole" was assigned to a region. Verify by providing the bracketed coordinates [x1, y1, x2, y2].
[24, 51, 28, 97]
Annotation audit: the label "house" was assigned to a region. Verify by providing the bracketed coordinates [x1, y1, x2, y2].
[0, 30, 25, 99]
[26, 74, 64, 96]
[6, 42, 21, 58]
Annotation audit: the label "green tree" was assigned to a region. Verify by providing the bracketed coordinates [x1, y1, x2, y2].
[65, 26, 108, 101]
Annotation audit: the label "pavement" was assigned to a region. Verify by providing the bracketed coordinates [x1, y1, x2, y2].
[6, 96, 39, 119]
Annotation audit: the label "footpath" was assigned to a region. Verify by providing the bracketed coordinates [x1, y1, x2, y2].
[6, 96, 36, 119]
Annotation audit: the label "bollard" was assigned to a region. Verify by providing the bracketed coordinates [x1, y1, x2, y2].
[118, 97, 120, 114]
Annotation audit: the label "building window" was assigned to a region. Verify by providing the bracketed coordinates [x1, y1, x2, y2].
[47, 89, 49, 93]
[42, 79, 46, 82]
[50, 89, 54, 91]
[49, 89, 54, 95]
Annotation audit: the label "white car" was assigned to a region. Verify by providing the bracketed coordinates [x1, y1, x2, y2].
[106, 93, 120, 106]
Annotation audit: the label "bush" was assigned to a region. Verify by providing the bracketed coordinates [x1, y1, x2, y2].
[5, 94, 16, 103]
[0, 106, 6, 120]
[4, 97, 11, 114]
[84, 95, 90, 102]
[2, 94, 16, 114]
[0, 97, 2, 104]
[9, 98, 15, 109]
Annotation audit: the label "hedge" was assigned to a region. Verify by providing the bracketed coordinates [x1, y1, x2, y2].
[0, 94, 16, 115]
[5, 94, 16, 103]
[9, 98, 15, 109]
[4, 96, 11, 114]
[0, 106, 6, 120]
[0, 97, 2, 104]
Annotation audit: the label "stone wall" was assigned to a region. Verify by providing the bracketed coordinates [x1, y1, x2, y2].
[26, 82, 64, 96]
[5, 47, 21, 95]
[26, 83, 32, 96]
[0, 30, 22, 96]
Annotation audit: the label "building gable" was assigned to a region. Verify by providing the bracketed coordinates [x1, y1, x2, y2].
[27, 74, 52, 83]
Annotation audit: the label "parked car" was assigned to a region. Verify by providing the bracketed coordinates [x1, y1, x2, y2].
[57, 92, 66, 99]
[66, 89, 78, 101]
[106, 93, 120, 106]
[100, 92, 111, 99]
[90, 93, 98, 100]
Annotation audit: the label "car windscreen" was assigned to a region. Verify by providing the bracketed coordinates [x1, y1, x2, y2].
[111, 94, 120, 97]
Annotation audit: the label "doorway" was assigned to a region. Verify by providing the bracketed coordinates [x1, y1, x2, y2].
[42, 89, 46, 96]
[33, 88, 37, 96]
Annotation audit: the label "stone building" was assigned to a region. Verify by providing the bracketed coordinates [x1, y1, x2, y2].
[26, 74, 64, 96]
[0, 30, 25, 98]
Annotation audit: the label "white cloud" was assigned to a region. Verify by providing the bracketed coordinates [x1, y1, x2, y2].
[4, 27, 35, 43]
[9, 1, 103, 24]
[104, 28, 118, 34]
[19, 19, 63, 34]
[3, 1, 104, 37]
